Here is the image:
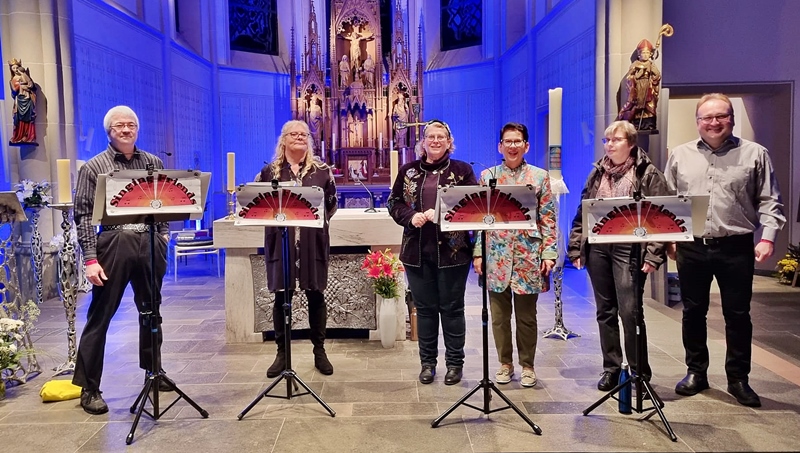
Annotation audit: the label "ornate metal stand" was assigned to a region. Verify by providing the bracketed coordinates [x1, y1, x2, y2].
[26, 207, 45, 305]
[543, 185, 579, 341]
[0, 221, 41, 384]
[51, 203, 78, 376]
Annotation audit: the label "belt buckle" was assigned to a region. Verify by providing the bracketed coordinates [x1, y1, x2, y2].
[702, 237, 715, 246]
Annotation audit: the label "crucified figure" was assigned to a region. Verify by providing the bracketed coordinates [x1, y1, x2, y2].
[342, 25, 374, 74]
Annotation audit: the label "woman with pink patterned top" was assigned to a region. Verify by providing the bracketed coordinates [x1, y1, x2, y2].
[473, 122, 558, 388]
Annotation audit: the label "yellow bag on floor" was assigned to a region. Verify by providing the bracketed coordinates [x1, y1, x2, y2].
[40, 379, 82, 402]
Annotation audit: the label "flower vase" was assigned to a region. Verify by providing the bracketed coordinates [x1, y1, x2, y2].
[26, 207, 44, 305]
[378, 295, 398, 349]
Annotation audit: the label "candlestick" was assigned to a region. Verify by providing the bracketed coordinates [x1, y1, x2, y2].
[548, 88, 563, 180]
[225, 189, 236, 220]
[390, 149, 399, 188]
[56, 159, 72, 203]
[227, 152, 236, 191]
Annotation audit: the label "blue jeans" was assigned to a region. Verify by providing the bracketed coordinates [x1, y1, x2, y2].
[406, 261, 470, 368]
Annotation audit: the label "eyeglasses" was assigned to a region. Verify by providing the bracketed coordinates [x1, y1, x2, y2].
[286, 132, 310, 139]
[110, 123, 138, 131]
[501, 139, 526, 147]
[601, 137, 627, 145]
[697, 114, 732, 124]
[425, 135, 449, 142]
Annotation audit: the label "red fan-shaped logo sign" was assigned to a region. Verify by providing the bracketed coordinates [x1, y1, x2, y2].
[592, 200, 687, 236]
[109, 174, 197, 208]
[238, 190, 320, 221]
[444, 189, 532, 223]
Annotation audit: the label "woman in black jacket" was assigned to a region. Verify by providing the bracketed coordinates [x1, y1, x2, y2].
[387, 120, 477, 386]
[259, 120, 338, 378]
[567, 120, 671, 391]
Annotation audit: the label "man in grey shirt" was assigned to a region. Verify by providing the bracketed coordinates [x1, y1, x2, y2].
[665, 93, 785, 408]
[72, 105, 173, 415]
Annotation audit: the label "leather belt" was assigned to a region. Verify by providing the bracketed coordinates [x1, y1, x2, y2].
[694, 233, 753, 247]
[100, 224, 150, 233]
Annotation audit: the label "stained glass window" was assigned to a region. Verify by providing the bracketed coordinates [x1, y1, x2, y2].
[440, 0, 482, 51]
[229, 0, 278, 55]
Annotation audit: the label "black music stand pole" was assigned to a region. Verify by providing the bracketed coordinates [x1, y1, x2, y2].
[582, 194, 677, 442]
[127, 212, 209, 444]
[237, 183, 335, 419]
[431, 180, 541, 434]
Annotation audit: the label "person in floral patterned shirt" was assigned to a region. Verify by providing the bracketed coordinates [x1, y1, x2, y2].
[473, 122, 557, 388]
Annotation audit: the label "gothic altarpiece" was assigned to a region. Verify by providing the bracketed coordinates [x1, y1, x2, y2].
[290, 0, 424, 185]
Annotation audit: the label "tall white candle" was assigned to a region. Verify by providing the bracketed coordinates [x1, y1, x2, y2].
[321, 141, 325, 158]
[390, 150, 399, 188]
[332, 133, 336, 150]
[548, 88, 563, 145]
[378, 132, 383, 150]
[548, 88, 563, 180]
[56, 159, 72, 203]
[226, 152, 236, 191]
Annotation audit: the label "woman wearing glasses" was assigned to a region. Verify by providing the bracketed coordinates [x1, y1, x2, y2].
[473, 122, 557, 388]
[259, 120, 338, 378]
[567, 120, 670, 391]
[387, 120, 477, 385]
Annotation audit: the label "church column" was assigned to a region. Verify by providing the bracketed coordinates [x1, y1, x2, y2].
[1, 0, 78, 239]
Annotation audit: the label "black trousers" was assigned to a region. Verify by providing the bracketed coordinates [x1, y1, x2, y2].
[405, 261, 470, 368]
[73, 230, 167, 391]
[676, 234, 755, 383]
[586, 243, 651, 379]
[272, 290, 327, 350]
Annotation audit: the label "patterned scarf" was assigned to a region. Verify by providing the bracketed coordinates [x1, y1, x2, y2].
[596, 155, 635, 198]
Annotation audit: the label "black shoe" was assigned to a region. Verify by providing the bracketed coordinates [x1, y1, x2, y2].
[80, 389, 108, 415]
[266, 351, 286, 378]
[444, 367, 463, 385]
[727, 381, 761, 407]
[314, 348, 334, 375]
[419, 365, 435, 384]
[597, 371, 620, 391]
[675, 372, 709, 396]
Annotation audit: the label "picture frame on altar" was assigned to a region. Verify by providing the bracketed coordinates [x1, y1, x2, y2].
[347, 157, 369, 182]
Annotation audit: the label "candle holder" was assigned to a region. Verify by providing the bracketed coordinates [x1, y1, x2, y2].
[24, 206, 45, 305]
[50, 203, 79, 375]
[225, 189, 237, 219]
[543, 190, 579, 341]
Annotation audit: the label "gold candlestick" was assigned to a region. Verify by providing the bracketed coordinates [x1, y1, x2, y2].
[225, 189, 236, 219]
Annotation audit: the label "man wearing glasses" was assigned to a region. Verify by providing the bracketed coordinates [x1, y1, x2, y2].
[665, 93, 785, 407]
[72, 105, 173, 414]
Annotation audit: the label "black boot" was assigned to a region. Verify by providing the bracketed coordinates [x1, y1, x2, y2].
[308, 291, 333, 375]
[267, 299, 287, 378]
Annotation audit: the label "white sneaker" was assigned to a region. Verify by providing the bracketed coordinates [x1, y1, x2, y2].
[520, 369, 537, 387]
[495, 365, 514, 384]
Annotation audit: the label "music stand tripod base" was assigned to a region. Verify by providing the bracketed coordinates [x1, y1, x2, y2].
[430, 225, 541, 435]
[235, 200, 336, 420]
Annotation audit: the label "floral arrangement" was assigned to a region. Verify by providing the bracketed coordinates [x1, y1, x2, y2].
[361, 248, 405, 299]
[775, 242, 800, 284]
[0, 300, 39, 375]
[0, 317, 25, 373]
[15, 179, 51, 209]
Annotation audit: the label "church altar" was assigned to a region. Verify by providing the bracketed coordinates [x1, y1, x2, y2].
[213, 209, 404, 343]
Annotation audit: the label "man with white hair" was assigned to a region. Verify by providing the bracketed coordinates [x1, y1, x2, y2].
[72, 105, 173, 415]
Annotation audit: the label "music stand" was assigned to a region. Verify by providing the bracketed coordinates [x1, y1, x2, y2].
[581, 193, 708, 442]
[431, 182, 542, 434]
[234, 181, 336, 419]
[94, 168, 211, 444]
